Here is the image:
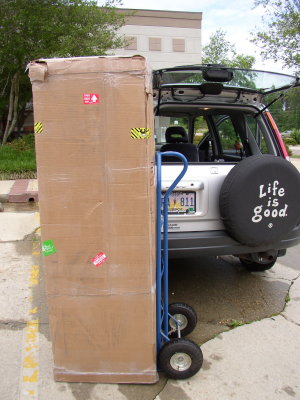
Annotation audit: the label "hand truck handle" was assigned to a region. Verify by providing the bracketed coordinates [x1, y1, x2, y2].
[156, 151, 188, 352]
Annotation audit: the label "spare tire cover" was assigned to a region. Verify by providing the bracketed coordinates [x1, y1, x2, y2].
[219, 155, 300, 247]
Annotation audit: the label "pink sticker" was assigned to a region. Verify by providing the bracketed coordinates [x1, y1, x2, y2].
[91, 252, 107, 267]
[83, 93, 100, 104]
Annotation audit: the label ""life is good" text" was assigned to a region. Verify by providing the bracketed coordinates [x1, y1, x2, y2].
[252, 180, 288, 223]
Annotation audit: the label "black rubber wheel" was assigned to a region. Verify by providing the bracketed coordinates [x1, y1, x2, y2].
[168, 303, 197, 338]
[240, 257, 276, 272]
[158, 339, 203, 380]
[219, 155, 300, 247]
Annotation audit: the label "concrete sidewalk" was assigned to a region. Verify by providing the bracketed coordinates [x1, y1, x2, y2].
[291, 156, 300, 171]
[158, 281, 300, 399]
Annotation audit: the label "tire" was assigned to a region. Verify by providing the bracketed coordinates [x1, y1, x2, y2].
[168, 303, 197, 338]
[219, 155, 300, 247]
[240, 257, 276, 272]
[158, 339, 203, 380]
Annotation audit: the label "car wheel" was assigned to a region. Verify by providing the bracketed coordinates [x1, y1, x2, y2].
[239, 257, 276, 271]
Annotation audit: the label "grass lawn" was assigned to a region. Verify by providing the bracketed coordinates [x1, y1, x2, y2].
[0, 134, 37, 180]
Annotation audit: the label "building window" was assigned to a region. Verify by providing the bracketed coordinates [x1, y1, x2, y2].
[149, 37, 162, 51]
[125, 36, 137, 50]
[173, 39, 185, 52]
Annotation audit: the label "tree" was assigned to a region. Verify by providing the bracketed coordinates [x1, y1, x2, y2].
[0, 0, 126, 144]
[202, 29, 255, 69]
[251, 0, 300, 73]
[265, 88, 300, 131]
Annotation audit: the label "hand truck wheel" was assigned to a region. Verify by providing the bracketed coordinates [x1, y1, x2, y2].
[158, 338, 203, 380]
[168, 303, 197, 338]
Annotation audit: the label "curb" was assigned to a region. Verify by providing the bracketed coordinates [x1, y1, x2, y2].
[0, 194, 9, 203]
[0, 179, 39, 203]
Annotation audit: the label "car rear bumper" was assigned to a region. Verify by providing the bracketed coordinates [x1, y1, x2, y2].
[164, 223, 300, 258]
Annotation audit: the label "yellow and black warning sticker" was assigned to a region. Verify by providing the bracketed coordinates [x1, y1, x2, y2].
[131, 128, 151, 139]
[34, 122, 43, 134]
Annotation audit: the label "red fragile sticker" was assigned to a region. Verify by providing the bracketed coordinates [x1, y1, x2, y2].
[91, 252, 107, 267]
[83, 93, 100, 104]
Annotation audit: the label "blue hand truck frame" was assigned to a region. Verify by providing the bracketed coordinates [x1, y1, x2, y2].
[155, 151, 203, 379]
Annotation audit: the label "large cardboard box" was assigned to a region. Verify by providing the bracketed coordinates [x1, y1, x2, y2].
[29, 56, 157, 383]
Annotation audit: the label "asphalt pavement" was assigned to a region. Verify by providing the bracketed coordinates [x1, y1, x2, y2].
[0, 158, 300, 399]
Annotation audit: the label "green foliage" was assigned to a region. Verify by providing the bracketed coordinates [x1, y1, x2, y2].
[202, 29, 255, 68]
[0, 0, 126, 142]
[287, 146, 293, 157]
[283, 137, 297, 145]
[194, 116, 208, 132]
[193, 116, 208, 144]
[0, 134, 36, 174]
[264, 88, 300, 132]
[282, 138, 293, 156]
[216, 116, 244, 152]
[0, 0, 125, 68]
[251, 0, 300, 73]
[227, 320, 246, 328]
[8, 133, 35, 151]
[290, 128, 300, 144]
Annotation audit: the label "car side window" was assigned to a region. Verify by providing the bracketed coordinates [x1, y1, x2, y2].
[245, 115, 269, 154]
[193, 116, 209, 144]
[213, 115, 240, 154]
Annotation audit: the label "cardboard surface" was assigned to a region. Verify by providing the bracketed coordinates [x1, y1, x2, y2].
[29, 56, 157, 383]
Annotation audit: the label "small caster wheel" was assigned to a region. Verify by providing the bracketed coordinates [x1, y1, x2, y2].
[158, 338, 203, 380]
[168, 303, 197, 338]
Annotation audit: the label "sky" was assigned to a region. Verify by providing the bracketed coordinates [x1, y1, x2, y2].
[110, 0, 293, 74]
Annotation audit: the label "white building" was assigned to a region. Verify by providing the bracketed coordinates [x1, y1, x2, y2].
[112, 9, 202, 70]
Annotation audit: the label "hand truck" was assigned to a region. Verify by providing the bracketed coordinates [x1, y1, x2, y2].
[156, 151, 204, 379]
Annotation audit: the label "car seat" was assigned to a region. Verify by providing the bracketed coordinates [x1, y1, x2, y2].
[160, 126, 200, 162]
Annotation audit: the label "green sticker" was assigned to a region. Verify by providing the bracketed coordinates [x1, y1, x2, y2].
[42, 240, 57, 256]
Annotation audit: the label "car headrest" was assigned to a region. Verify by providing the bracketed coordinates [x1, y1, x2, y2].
[165, 126, 188, 143]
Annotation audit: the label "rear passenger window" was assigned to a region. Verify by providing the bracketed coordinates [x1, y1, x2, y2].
[214, 115, 239, 153]
[193, 116, 209, 144]
[245, 115, 269, 153]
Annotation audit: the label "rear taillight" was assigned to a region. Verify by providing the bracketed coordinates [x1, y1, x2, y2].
[265, 111, 289, 159]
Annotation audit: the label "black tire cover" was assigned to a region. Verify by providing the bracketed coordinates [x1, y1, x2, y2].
[219, 155, 300, 247]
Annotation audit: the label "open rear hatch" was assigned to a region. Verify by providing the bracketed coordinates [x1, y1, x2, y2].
[153, 65, 299, 112]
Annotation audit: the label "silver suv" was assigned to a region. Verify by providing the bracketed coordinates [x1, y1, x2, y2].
[153, 65, 300, 271]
